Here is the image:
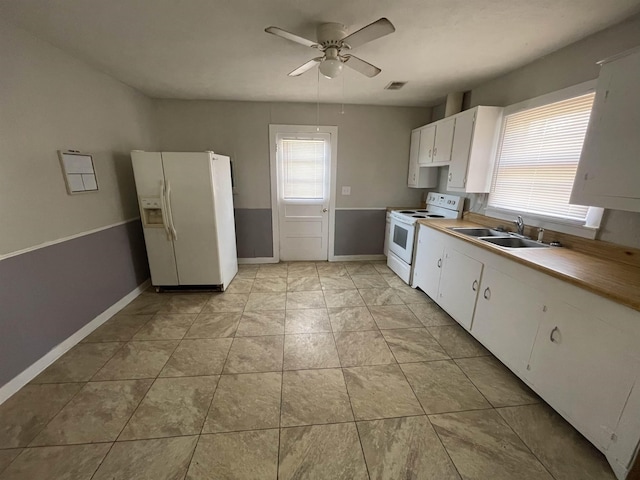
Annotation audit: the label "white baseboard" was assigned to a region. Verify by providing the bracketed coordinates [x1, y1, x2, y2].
[0, 279, 151, 405]
[331, 254, 387, 262]
[238, 257, 278, 265]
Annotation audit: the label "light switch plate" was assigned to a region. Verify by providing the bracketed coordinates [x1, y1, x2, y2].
[341, 186, 351, 195]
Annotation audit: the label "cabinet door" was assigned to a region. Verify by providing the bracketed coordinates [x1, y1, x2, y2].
[437, 247, 483, 330]
[433, 117, 455, 164]
[417, 125, 435, 165]
[528, 301, 639, 451]
[571, 50, 640, 211]
[448, 110, 474, 189]
[411, 226, 445, 300]
[408, 130, 420, 187]
[472, 267, 545, 375]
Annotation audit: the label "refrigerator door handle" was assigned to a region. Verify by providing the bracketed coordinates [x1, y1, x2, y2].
[159, 179, 172, 241]
[166, 180, 178, 241]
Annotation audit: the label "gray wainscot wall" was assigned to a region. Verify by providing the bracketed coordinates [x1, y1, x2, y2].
[334, 209, 386, 256]
[0, 221, 149, 386]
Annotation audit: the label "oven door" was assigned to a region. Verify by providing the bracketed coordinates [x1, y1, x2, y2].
[388, 216, 415, 264]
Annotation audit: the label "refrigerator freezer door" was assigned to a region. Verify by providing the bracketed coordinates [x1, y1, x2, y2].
[131, 151, 179, 285]
[161, 152, 223, 285]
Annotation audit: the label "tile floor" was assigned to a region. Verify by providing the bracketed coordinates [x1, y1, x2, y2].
[0, 261, 618, 479]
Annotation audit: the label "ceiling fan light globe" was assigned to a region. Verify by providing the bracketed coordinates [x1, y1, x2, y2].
[319, 58, 343, 79]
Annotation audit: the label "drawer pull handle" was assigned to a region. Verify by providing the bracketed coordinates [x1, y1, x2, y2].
[483, 287, 491, 300]
[437, 259, 442, 268]
[472, 280, 478, 292]
[550, 326, 560, 343]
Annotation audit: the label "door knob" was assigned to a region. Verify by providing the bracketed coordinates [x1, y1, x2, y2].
[322, 208, 328, 212]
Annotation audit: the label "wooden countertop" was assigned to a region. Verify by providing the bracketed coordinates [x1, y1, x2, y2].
[418, 218, 640, 312]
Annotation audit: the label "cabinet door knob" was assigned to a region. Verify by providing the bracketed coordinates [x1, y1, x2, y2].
[448, 172, 453, 181]
[472, 280, 478, 292]
[483, 287, 491, 300]
[550, 326, 560, 343]
[428, 149, 432, 158]
[433, 147, 438, 156]
[437, 258, 442, 268]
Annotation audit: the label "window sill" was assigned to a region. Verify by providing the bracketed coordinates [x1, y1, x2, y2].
[484, 207, 599, 240]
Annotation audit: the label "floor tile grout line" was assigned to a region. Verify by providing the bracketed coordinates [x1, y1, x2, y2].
[492, 407, 560, 480]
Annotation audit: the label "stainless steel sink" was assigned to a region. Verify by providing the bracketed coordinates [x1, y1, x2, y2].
[481, 237, 549, 248]
[448, 227, 509, 237]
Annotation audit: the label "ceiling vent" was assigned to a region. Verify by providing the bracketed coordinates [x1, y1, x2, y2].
[384, 81, 407, 90]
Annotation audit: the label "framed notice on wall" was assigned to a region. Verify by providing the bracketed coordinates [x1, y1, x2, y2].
[58, 150, 99, 195]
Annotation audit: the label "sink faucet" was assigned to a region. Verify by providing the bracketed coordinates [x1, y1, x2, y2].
[515, 215, 525, 236]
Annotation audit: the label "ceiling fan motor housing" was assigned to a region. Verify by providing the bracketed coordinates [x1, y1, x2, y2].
[316, 23, 347, 49]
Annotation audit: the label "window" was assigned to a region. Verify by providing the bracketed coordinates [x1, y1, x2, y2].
[488, 88, 601, 230]
[279, 137, 327, 199]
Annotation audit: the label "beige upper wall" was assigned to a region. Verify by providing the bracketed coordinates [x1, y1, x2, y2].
[0, 21, 156, 256]
[433, 14, 640, 248]
[468, 13, 640, 108]
[154, 100, 432, 209]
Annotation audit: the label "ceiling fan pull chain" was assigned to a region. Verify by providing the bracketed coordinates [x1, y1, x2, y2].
[341, 71, 345, 115]
[316, 67, 320, 131]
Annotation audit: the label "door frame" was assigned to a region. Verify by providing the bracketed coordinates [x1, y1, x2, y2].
[269, 124, 338, 263]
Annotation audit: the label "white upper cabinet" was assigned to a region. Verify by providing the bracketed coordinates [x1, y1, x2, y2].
[571, 47, 640, 212]
[417, 124, 436, 165]
[408, 129, 439, 189]
[432, 117, 455, 165]
[417, 118, 454, 166]
[447, 106, 503, 193]
[408, 106, 502, 192]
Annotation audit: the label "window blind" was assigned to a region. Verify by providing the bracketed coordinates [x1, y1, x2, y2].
[488, 92, 595, 222]
[280, 138, 326, 199]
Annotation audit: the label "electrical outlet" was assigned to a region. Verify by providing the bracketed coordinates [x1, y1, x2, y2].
[341, 186, 351, 195]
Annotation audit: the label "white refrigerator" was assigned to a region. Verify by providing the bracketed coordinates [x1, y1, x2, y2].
[131, 151, 238, 290]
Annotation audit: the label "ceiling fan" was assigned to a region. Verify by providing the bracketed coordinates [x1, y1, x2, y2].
[265, 18, 395, 79]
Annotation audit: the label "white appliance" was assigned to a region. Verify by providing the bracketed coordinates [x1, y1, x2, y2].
[131, 151, 238, 291]
[387, 192, 463, 284]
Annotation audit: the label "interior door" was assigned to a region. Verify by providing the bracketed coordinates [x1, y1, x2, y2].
[277, 132, 331, 261]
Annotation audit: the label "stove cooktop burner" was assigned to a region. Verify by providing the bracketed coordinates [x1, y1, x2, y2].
[416, 210, 430, 213]
[399, 210, 415, 214]
[412, 215, 427, 218]
[426, 214, 445, 218]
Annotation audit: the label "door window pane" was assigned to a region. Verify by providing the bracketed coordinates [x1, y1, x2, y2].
[281, 138, 326, 199]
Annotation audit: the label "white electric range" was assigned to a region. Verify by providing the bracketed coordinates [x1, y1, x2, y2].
[387, 192, 463, 284]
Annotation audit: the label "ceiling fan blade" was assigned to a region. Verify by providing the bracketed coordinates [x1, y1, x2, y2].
[288, 58, 323, 76]
[341, 18, 395, 50]
[342, 55, 381, 77]
[265, 26, 318, 48]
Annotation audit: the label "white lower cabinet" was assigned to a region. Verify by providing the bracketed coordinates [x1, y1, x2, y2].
[411, 226, 445, 299]
[413, 224, 640, 478]
[438, 248, 483, 330]
[471, 266, 545, 376]
[527, 300, 639, 453]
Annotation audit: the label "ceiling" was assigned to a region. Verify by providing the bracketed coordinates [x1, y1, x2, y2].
[2, 0, 640, 106]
